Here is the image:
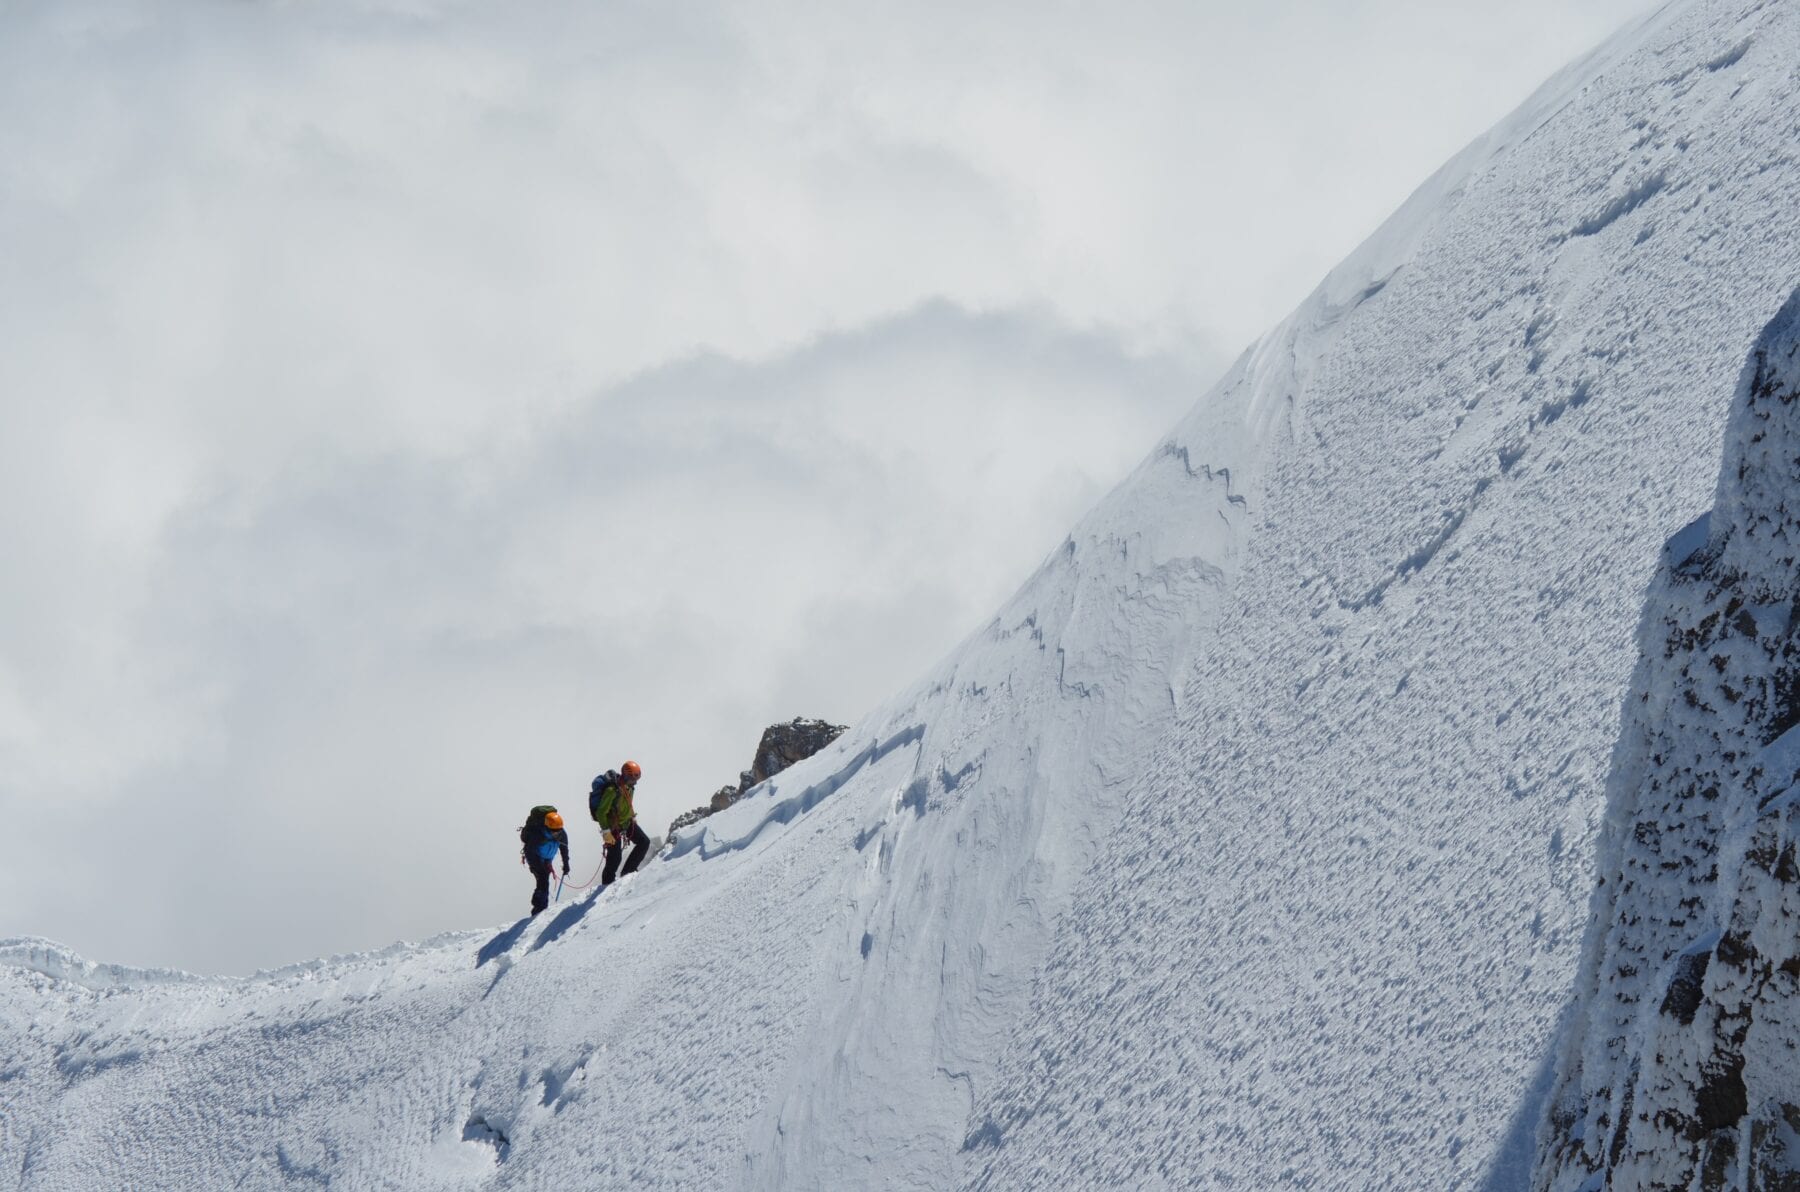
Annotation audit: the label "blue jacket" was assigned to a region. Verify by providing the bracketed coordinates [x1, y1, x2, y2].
[520, 822, 570, 871]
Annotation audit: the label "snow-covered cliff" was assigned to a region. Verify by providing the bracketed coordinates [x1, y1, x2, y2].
[1535, 292, 1800, 1192]
[7, 1, 1800, 1188]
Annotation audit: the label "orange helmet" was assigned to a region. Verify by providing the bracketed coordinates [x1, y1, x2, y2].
[621, 760, 642, 781]
[544, 810, 565, 831]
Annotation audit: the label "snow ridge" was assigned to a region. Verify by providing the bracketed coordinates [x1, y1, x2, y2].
[0, 315, 1258, 1189]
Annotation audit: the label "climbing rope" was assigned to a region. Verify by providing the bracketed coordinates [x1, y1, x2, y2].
[559, 859, 606, 891]
[522, 848, 603, 900]
[556, 823, 615, 891]
[518, 823, 608, 897]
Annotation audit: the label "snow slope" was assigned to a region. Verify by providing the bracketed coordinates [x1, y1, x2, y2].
[7, 0, 1800, 1188]
[0, 299, 1253, 1187]
[959, 1, 1800, 1186]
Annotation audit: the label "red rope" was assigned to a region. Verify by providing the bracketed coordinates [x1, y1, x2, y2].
[520, 824, 606, 889]
[559, 822, 618, 890]
[559, 859, 606, 890]
[523, 847, 599, 893]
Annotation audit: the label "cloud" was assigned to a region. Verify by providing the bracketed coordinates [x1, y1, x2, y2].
[0, 0, 1655, 971]
[3, 302, 1214, 973]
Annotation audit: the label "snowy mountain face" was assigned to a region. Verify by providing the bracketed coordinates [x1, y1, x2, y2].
[956, 3, 1800, 1187]
[1534, 294, 1800, 1192]
[7, 0, 1800, 1188]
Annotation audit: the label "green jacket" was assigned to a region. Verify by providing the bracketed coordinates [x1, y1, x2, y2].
[595, 781, 636, 832]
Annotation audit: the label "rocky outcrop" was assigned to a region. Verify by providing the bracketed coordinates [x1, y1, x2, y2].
[1535, 290, 1800, 1192]
[667, 717, 847, 837]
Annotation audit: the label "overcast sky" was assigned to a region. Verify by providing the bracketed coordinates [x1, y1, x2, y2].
[0, 0, 1656, 974]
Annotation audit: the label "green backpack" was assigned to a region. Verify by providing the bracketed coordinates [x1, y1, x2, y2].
[520, 804, 560, 840]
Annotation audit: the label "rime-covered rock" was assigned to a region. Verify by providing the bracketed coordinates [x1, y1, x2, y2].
[1535, 290, 1800, 1192]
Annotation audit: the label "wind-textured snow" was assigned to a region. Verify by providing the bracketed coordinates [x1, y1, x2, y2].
[959, 1, 1800, 1186]
[7, 0, 1800, 1188]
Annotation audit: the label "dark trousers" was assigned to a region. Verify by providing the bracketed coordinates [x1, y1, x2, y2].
[529, 860, 553, 915]
[603, 821, 650, 884]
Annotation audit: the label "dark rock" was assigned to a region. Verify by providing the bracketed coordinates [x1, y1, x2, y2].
[666, 717, 847, 838]
[1715, 932, 1756, 969]
[744, 718, 849, 789]
[1696, 1054, 1748, 1134]
[1662, 950, 1712, 1025]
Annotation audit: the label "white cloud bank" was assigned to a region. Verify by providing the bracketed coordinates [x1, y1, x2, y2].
[0, 0, 1653, 972]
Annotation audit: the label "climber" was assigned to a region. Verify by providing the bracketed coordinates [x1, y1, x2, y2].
[519, 805, 571, 916]
[590, 760, 648, 886]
